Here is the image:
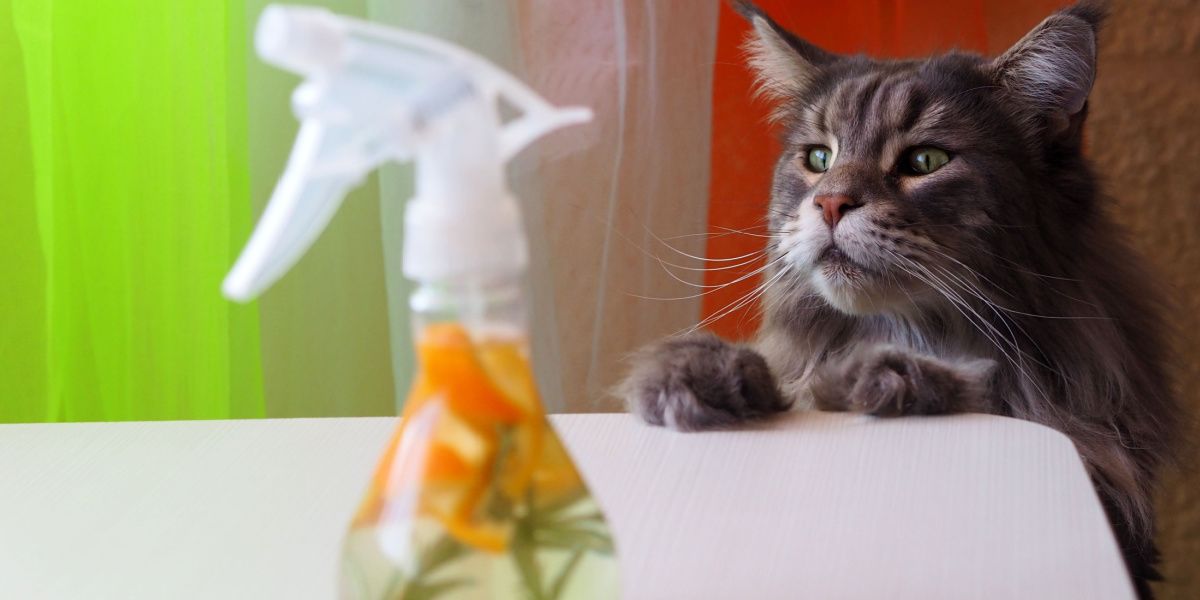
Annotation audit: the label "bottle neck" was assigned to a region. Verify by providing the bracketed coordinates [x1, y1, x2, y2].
[409, 276, 527, 340]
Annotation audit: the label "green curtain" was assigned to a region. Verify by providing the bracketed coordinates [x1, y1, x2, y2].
[0, 0, 43, 422]
[0, 0, 421, 422]
[2, 1, 264, 421]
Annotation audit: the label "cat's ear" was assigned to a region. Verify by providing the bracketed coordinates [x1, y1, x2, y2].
[990, 1, 1107, 135]
[733, 1, 837, 101]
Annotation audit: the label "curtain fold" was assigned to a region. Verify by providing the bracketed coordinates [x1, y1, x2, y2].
[2, 0, 264, 421]
[244, 0, 396, 419]
[511, 0, 722, 410]
[0, 0, 44, 422]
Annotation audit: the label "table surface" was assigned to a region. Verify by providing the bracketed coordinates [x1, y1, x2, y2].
[0, 412, 1132, 599]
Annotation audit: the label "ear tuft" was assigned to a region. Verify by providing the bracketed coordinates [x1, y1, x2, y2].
[1060, 0, 1109, 29]
[991, 2, 1104, 134]
[733, 1, 834, 102]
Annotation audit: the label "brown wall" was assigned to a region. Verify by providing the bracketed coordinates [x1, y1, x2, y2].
[1088, 1, 1200, 597]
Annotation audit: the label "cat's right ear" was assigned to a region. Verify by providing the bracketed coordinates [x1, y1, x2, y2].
[733, 1, 836, 101]
[989, 1, 1107, 136]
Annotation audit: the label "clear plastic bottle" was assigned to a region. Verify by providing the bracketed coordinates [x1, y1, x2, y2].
[218, 8, 614, 597]
[339, 277, 618, 599]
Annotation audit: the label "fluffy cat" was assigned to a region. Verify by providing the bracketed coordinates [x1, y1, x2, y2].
[619, 2, 1180, 596]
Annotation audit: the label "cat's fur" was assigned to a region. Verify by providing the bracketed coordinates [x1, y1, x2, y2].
[619, 2, 1180, 596]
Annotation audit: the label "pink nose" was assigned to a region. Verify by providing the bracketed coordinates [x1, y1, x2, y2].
[813, 194, 861, 229]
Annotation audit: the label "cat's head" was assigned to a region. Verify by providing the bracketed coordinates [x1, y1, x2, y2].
[737, 1, 1105, 317]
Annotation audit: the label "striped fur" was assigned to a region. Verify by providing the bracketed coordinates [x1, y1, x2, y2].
[622, 2, 1180, 596]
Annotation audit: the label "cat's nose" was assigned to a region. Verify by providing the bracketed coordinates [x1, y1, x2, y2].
[813, 194, 861, 229]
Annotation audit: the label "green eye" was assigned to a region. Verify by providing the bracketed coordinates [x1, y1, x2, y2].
[806, 146, 833, 173]
[905, 146, 951, 175]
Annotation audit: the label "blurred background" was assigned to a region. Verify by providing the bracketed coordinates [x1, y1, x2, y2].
[1, 0, 1196, 596]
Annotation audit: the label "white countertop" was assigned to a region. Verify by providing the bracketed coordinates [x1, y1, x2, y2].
[0, 412, 1133, 599]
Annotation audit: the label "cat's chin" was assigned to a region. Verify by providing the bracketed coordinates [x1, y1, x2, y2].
[811, 268, 909, 316]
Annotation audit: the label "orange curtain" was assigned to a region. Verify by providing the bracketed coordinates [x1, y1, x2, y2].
[704, 0, 1067, 339]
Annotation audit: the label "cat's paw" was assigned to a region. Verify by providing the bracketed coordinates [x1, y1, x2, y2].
[619, 331, 790, 431]
[811, 345, 993, 416]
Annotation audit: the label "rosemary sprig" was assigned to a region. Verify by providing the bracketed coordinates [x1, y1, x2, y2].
[396, 535, 470, 599]
[546, 549, 586, 600]
[512, 516, 546, 599]
[534, 526, 615, 555]
[401, 577, 472, 600]
[509, 487, 616, 599]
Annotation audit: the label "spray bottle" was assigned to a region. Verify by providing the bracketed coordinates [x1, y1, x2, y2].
[223, 6, 618, 598]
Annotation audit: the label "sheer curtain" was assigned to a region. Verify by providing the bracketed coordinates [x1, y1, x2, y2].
[517, 1, 721, 411]
[0, 0, 720, 420]
[375, 1, 722, 411]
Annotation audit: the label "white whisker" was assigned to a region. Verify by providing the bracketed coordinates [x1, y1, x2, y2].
[630, 254, 786, 302]
[682, 265, 790, 336]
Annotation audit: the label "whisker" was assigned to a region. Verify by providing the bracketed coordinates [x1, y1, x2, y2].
[890, 251, 1053, 403]
[931, 263, 1081, 387]
[662, 223, 776, 242]
[974, 245, 1084, 283]
[630, 254, 786, 302]
[655, 244, 765, 263]
[713, 225, 775, 238]
[684, 265, 790, 335]
[922, 246, 1016, 300]
[652, 255, 764, 290]
[924, 247, 1110, 321]
[654, 254, 765, 274]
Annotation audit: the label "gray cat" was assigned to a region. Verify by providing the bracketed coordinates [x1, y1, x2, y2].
[619, 2, 1180, 596]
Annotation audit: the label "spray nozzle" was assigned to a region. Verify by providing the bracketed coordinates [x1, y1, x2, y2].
[223, 5, 592, 302]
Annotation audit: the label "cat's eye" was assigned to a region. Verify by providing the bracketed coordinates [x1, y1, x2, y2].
[903, 146, 951, 175]
[805, 146, 833, 173]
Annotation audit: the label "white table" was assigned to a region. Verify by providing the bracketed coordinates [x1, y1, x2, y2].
[0, 412, 1133, 599]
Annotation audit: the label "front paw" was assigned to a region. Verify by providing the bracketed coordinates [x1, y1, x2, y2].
[811, 345, 991, 416]
[619, 331, 790, 431]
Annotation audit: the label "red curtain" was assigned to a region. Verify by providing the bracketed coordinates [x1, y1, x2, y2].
[703, 0, 1068, 338]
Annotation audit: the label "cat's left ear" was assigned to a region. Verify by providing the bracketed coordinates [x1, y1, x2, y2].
[990, 1, 1107, 136]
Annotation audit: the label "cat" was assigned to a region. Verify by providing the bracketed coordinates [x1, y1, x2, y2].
[618, 2, 1181, 597]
